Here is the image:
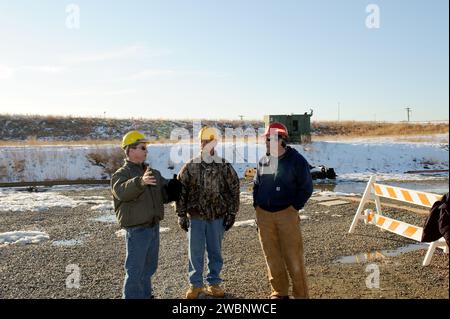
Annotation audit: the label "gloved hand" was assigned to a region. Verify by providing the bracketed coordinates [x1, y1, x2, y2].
[167, 174, 182, 202]
[223, 214, 236, 231]
[178, 216, 190, 232]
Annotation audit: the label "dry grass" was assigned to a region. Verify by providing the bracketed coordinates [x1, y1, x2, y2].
[9, 153, 26, 182]
[312, 121, 448, 137]
[0, 165, 7, 177]
[0, 139, 122, 146]
[12, 159, 25, 174]
[86, 147, 125, 177]
[1, 113, 113, 121]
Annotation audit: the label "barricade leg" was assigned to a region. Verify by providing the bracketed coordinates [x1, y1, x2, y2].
[422, 241, 438, 266]
[349, 175, 376, 233]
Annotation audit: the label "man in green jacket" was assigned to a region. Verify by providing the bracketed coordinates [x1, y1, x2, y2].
[111, 130, 180, 299]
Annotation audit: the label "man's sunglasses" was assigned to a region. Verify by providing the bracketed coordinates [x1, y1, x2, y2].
[131, 146, 147, 151]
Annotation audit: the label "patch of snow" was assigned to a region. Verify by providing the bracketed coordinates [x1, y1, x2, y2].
[338, 172, 448, 182]
[234, 219, 257, 227]
[52, 239, 83, 247]
[90, 214, 116, 223]
[0, 192, 83, 212]
[160, 227, 170, 233]
[75, 196, 107, 200]
[0, 230, 50, 245]
[240, 192, 253, 205]
[51, 185, 109, 192]
[322, 133, 449, 144]
[90, 202, 113, 212]
[115, 229, 126, 238]
[0, 190, 111, 212]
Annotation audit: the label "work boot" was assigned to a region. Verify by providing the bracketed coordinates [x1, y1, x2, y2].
[204, 284, 225, 298]
[185, 286, 204, 299]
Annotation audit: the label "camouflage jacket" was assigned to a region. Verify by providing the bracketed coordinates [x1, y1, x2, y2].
[176, 152, 240, 220]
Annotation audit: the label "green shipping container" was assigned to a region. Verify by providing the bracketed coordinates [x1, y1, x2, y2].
[264, 111, 313, 144]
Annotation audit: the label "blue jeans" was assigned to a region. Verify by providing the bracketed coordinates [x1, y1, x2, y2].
[123, 225, 159, 299]
[188, 218, 225, 288]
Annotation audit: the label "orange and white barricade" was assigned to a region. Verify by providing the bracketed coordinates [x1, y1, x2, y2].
[348, 175, 448, 266]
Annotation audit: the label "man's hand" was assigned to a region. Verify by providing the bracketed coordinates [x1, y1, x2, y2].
[142, 168, 157, 186]
[223, 214, 236, 231]
[178, 216, 190, 232]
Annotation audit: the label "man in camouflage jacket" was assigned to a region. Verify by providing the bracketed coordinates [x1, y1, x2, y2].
[176, 127, 240, 299]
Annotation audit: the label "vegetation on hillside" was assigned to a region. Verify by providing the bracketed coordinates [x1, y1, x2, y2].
[0, 114, 447, 145]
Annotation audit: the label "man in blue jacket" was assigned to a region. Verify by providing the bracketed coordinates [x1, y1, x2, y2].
[253, 122, 313, 299]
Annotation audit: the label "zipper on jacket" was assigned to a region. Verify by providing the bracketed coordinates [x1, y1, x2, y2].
[149, 180, 156, 209]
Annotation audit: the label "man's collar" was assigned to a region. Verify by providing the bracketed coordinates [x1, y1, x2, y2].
[196, 151, 223, 164]
[125, 159, 145, 168]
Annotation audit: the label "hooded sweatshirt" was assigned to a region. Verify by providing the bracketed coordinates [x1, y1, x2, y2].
[253, 146, 313, 212]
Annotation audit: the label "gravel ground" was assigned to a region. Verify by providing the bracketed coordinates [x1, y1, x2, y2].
[0, 186, 448, 299]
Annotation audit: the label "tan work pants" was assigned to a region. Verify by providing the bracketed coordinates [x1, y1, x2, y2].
[256, 206, 309, 299]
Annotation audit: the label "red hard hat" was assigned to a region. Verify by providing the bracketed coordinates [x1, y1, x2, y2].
[262, 122, 289, 137]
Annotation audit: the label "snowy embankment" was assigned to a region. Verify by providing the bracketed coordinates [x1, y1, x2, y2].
[0, 135, 448, 183]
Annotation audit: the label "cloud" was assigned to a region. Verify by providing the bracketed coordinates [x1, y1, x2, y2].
[103, 89, 137, 96]
[123, 69, 228, 81]
[63, 45, 171, 64]
[66, 88, 137, 97]
[125, 69, 177, 80]
[20, 65, 67, 74]
[0, 65, 15, 80]
[0, 64, 68, 79]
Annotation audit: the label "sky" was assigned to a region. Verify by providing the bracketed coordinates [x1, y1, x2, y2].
[0, 0, 448, 122]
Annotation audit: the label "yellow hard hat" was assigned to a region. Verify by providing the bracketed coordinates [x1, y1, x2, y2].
[198, 127, 219, 141]
[121, 130, 150, 148]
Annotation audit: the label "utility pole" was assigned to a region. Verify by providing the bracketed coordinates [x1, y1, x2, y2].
[238, 115, 244, 121]
[405, 107, 412, 122]
[338, 102, 340, 122]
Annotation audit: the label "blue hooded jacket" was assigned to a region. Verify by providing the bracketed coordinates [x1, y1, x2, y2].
[253, 146, 313, 212]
